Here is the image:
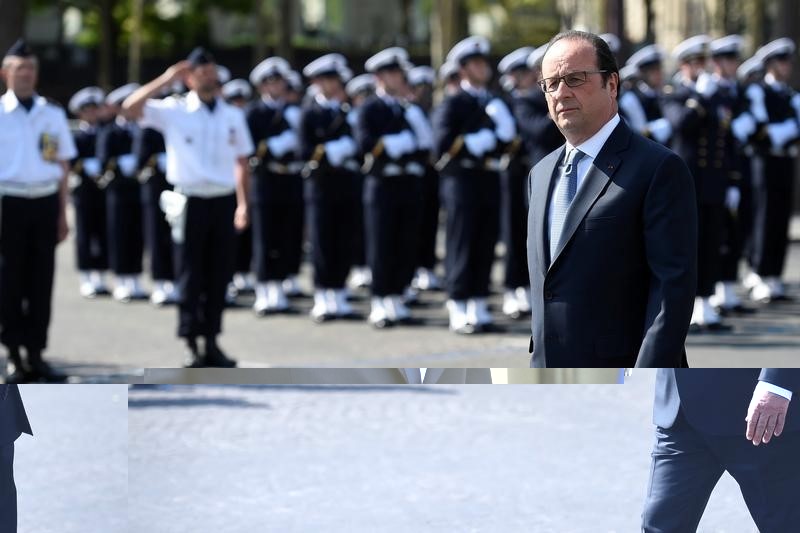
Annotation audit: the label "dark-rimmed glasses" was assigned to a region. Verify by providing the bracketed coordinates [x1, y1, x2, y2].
[537, 70, 608, 93]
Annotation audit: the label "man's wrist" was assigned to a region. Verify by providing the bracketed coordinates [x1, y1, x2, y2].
[755, 380, 793, 401]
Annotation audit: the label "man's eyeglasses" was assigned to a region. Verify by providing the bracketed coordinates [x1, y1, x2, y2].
[537, 70, 607, 93]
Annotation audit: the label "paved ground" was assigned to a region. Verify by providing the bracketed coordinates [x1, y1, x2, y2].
[6, 210, 799, 381]
[14, 385, 128, 533]
[128, 372, 759, 533]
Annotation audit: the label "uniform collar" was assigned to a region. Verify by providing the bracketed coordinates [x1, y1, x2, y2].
[764, 72, 787, 91]
[314, 93, 341, 109]
[460, 79, 488, 99]
[565, 113, 621, 161]
[186, 90, 220, 112]
[2, 90, 45, 114]
[260, 96, 281, 108]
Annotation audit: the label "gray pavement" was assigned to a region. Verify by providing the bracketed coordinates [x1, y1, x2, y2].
[128, 372, 758, 533]
[14, 385, 129, 533]
[21, 210, 800, 379]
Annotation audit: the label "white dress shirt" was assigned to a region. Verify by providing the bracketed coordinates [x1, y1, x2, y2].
[755, 380, 793, 401]
[404, 368, 428, 384]
[547, 113, 621, 235]
[139, 91, 253, 192]
[0, 91, 77, 186]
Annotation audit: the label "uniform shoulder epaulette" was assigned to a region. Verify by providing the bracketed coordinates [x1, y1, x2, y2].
[662, 85, 675, 95]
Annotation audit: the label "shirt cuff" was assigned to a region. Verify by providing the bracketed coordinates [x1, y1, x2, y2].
[755, 380, 793, 401]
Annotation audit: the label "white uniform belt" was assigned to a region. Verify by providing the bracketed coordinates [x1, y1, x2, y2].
[265, 161, 304, 175]
[0, 181, 60, 198]
[174, 182, 236, 198]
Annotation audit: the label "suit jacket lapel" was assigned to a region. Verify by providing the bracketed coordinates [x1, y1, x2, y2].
[548, 122, 630, 273]
[532, 146, 565, 276]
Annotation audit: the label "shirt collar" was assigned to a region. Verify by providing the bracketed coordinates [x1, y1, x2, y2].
[314, 93, 341, 109]
[186, 91, 220, 112]
[460, 80, 488, 98]
[261, 96, 280, 108]
[565, 113, 621, 161]
[2, 90, 44, 113]
[764, 72, 786, 91]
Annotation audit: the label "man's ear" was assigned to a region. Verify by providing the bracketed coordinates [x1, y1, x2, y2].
[609, 72, 619, 99]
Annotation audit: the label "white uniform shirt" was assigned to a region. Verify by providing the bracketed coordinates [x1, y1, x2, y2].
[139, 91, 253, 190]
[0, 91, 77, 184]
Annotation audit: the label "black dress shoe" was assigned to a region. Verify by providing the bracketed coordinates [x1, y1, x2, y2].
[4, 347, 33, 383]
[204, 338, 237, 368]
[183, 339, 205, 368]
[705, 322, 733, 333]
[370, 318, 394, 329]
[26, 349, 67, 383]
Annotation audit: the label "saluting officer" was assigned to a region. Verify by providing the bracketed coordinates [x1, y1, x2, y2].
[299, 54, 362, 322]
[618, 45, 672, 145]
[0, 39, 75, 383]
[355, 47, 428, 328]
[68, 86, 110, 299]
[97, 82, 149, 303]
[132, 91, 178, 307]
[737, 38, 799, 303]
[432, 36, 517, 334]
[123, 47, 253, 368]
[246, 56, 304, 315]
[406, 65, 444, 293]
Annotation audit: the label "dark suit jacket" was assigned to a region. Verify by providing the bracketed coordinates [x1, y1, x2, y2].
[526, 119, 697, 368]
[655, 368, 800, 436]
[0, 385, 32, 446]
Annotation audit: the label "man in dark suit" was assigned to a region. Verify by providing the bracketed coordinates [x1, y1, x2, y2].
[526, 30, 697, 368]
[0, 384, 33, 533]
[643, 369, 799, 532]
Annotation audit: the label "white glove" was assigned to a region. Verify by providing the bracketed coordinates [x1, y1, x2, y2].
[746, 84, 769, 123]
[791, 93, 800, 122]
[485, 98, 516, 142]
[695, 73, 718, 98]
[267, 129, 299, 158]
[725, 186, 741, 211]
[382, 129, 416, 159]
[647, 118, 672, 144]
[156, 153, 168, 173]
[463, 128, 497, 157]
[324, 136, 357, 167]
[404, 105, 434, 150]
[619, 91, 648, 134]
[159, 190, 188, 244]
[116, 153, 138, 177]
[731, 113, 756, 143]
[766, 119, 799, 148]
[82, 157, 101, 178]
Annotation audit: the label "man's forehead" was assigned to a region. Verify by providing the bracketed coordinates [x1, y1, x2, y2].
[542, 39, 596, 73]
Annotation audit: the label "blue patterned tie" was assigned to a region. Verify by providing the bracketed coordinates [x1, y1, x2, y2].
[549, 148, 586, 261]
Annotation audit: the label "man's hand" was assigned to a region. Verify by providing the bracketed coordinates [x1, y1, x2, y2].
[165, 60, 192, 84]
[234, 204, 249, 231]
[746, 389, 790, 446]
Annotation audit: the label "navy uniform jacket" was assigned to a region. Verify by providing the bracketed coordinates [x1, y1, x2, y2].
[354, 95, 414, 174]
[0, 384, 32, 446]
[663, 81, 736, 205]
[432, 89, 508, 202]
[132, 126, 166, 181]
[751, 80, 800, 156]
[245, 100, 296, 165]
[512, 89, 563, 167]
[527, 120, 697, 368]
[96, 121, 134, 170]
[655, 368, 800, 435]
[298, 100, 356, 201]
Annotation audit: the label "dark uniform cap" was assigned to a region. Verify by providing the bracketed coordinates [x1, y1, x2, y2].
[5, 38, 34, 59]
[187, 47, 215, 67]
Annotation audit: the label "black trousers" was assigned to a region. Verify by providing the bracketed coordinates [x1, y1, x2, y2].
[749, 155, 795, 277]
[364, 176, 421, 296]
[251, 172, 304, 282]
[72, 179, 108, 271]
[305, 172, 357, 289]
[0, 193, 58, 351]
[642, 410, 800, 532]
[351, 172, 366, 267]
[234, 226, 252, 275]
[695, 203, 726, 297]
[175, 194, 236, 339]
[141, 175, 174, 281]
[501, 164, 530, 289]
[0, 442, 15, 533]
[441, 170, 501, 301]
[718, 180, 752, 282]
[415, 165, 440, 270]
[106, 177, 143, 275]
